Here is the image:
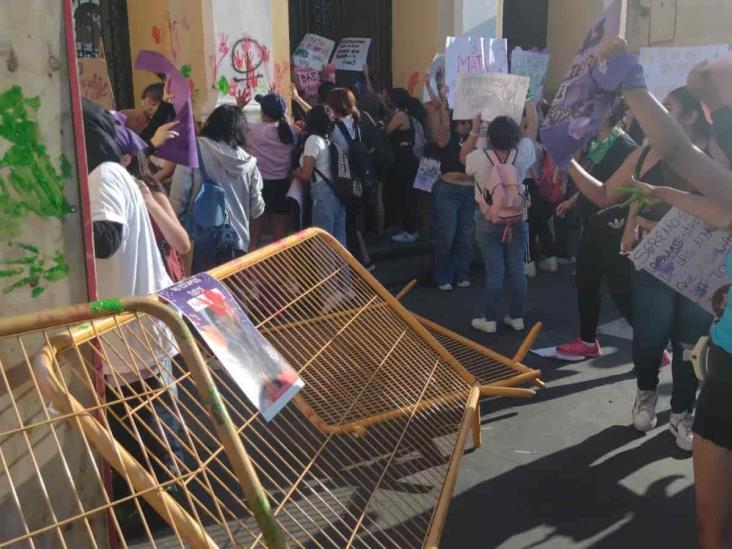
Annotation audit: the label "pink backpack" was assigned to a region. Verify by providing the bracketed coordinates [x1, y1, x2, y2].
[474, 148, 527, 225]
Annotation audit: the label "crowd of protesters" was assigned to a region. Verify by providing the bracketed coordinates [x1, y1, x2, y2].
[81, 35, 732, 547]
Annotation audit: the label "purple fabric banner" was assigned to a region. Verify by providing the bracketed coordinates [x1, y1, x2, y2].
[540, 0, 624, 168]
[134, 50, 198, 168]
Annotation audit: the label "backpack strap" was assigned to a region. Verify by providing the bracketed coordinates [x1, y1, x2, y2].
[508, 148, 518, 165]
[484, 149, 497, 166]
[635, 145, 652, 178]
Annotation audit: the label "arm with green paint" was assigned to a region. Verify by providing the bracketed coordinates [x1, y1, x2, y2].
[632, 179, 732, 230]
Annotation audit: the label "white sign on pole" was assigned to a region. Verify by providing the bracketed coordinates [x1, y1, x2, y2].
[453, 72, 530, 122]
[640, 44, 729, 102]
[630, 207, 732, 315]
[333, 38, 371, 71]
[292, 33, 335, 71]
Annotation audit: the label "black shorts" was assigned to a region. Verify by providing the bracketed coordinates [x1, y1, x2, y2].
[262, 178, 291, 215]
[693, 342, 732, 450]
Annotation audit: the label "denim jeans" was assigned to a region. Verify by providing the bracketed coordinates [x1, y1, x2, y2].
[632, 269, 713, 413]
[474, 215, 529, 321]
[432, 180, 476, 285]
[311, 181, 347, 246]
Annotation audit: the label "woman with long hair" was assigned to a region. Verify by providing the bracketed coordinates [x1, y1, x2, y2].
[291, 104, 347, 245]
[327, 87, 373, 268]
[568, 86, 715, 452]
[424, 75, 475, 290]
[170, 104, 265, 272]
[246, 93, 299, 249]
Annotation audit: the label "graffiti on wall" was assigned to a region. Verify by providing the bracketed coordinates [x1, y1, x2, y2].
[0, 85, 74, 296]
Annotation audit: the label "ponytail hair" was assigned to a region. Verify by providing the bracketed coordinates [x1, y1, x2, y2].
[276, 117, 295, 144]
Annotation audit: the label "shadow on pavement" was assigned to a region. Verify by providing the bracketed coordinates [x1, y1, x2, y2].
[440, 425, 696, 548]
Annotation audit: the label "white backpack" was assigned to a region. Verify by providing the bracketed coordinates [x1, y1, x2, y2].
[474, 148, 527, 225]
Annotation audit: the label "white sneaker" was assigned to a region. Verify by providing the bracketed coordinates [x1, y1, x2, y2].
[438, 283, 454, 291]
[391, 231, 418, 243]
[538, 256, 558, 273]
[525, 261, 537, 278]
[670, 412, 694, 451]
[632, 390, 658, 432]
[457, 280, 471, 288]
[503, 316, 525, 331]
[471, 318, 497, 334]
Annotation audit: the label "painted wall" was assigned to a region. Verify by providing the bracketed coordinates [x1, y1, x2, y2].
[127, 0, 290, 121]
[0, 0, 102, 544]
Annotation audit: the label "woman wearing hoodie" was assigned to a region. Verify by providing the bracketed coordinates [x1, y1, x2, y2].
[171, 104, 265, 272]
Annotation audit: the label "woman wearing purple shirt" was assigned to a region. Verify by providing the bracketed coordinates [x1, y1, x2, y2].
[247, 93, 300, 249]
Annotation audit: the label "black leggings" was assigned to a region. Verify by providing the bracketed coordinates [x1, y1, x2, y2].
[389, 147, 419, 233]
[575, 230, 633, 342]
[528, 181, 556, 260]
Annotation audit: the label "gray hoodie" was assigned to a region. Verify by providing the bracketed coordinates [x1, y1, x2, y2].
[170, 136, 265, 251]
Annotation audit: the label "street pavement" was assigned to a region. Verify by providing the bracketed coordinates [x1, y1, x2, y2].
[375, 254, 698, 549]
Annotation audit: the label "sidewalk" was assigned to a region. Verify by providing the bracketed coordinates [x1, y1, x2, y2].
[395, 264, 697, 548]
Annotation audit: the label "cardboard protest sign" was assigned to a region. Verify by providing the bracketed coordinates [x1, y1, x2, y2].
[78, 57, 114, 109]
[540, 0, 624, 168]
[485, 38, 509, 74]
[445, 36, 485, 106]
[333, 38, 371, 71]
[159, 274, 304, 421]
[453, 72, 530, 122]
[413, 157, 442, 193]
[135, 50, 198, 168]
[292, 33, 335, 71]
[293, 66, 321, 97]
[422, 53, 446, 103]
[630, 207, 732, 315]
[640, 45, 729, 102]
[511, 48, 551, 101]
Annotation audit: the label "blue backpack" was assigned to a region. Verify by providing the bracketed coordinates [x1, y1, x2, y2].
[181, 144, 243, 273]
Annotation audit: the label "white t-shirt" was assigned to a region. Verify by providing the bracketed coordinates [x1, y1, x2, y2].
[89, 162, 175, 378]
[301, 135, 332, 183]
[465, 137, 537, 185]
[89, 162, 173, 298]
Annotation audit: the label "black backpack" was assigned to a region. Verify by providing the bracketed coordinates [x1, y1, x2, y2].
[359, 111, 393, 174]
[314, 141, 362, 206]
[335, 120, 377, 199]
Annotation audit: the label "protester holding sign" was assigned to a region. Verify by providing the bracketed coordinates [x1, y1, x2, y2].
[566, 87, 715, 452]
[591, 36, 732, 544]
[422, 75, 475, 291]
[464, 100, 538, 334]
[555, 101, 638, 360]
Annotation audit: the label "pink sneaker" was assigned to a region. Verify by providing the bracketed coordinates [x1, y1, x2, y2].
[660, 350, 672, 368]
[556, 338, 602, 359]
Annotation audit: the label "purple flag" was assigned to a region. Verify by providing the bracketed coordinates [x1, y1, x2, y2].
[540, 0, 624, 169]
[134, 50, 198, 168]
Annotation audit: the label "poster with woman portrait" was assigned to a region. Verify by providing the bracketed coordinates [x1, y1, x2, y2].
[159, 273, 303, 421]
